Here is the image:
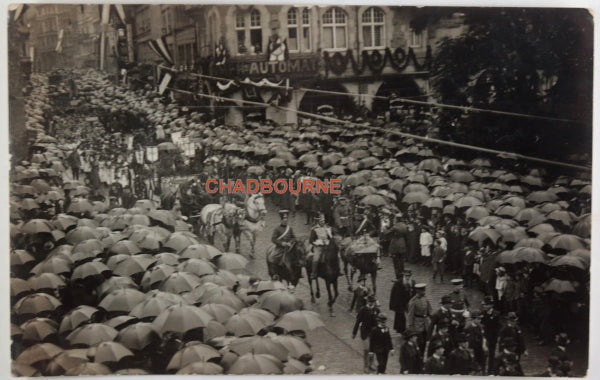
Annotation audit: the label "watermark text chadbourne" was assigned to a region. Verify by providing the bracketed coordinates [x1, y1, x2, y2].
[205, 179, 342, 194]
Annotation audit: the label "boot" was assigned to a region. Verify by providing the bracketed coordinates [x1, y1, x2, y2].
[363, 351, 370, 373]
[368, 352, 377, 371]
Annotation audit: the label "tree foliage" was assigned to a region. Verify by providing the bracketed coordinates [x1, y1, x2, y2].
[430, 8, 593, 163]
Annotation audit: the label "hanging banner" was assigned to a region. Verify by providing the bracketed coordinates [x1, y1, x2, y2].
[158, 73, 172, 95]
[114, 4, 126, 25]
[135, 150, 145, 164]
[55, 29, 64, 53]
[241, 77, 284, 87]
[146, 146, 159, 163]
[216, 80, 237, 91]
[171, 131, 182, 144]
[101, 4, 111, 25]
[125, 134, 134, 150]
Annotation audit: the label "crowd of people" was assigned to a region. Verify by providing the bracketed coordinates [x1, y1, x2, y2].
[10, 68, 590, 376]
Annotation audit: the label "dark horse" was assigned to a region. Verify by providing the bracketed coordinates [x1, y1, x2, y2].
[340, 240, 379, 295]
[266, 240, 307, 289]
[305, 239, 340, 317]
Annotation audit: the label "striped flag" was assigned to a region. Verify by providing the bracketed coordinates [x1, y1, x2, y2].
[147, 37, 173, 65]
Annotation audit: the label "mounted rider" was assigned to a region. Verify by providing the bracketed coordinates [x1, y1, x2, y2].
[309, 212, 333, 279]
[270, 209, 296, 266]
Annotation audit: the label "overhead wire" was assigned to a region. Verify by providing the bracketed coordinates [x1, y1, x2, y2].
[165, 86, 591, 172]
[158, 65, 582, 125]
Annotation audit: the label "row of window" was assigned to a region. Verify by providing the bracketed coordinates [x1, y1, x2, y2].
[234, 7, 422, 54]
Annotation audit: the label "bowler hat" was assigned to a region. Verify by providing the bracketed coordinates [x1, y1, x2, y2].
[430, 339, 444, 351]
[450, 278, 463, 286]
[403, 329, 420, 339]
[376, 313, 387, 322]
[278, 209, 290, 218]
[367, 295, 376, 303]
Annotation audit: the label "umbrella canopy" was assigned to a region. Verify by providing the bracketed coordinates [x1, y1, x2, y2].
[66, 323, 118, 347]
[548, 234, 586, 251]
[160, 272, 202, 294]
[514, 238, 545, 249]
[21, 219, 54, 234]
[113, 255, 157, 277]
[284, 357, 309, 374]
[98, 288, 146, 314]
[228, 353, 284, 374]
[91, 341, 134, 364]
[141, 264, 177, 291]
[20, 318, 58, 342]
[465, 206, 490, 220]
[71, 261, 111, 282]
[544, 278, 576, 293]
[116, 322, 161, 351]
[225, 313, 269, 337]
[527, 191, 559, 204]
[176, 362, 224, 374]
[15, 342, 63, 366]
[45, 349, 89, 375]
[468, 228, 501, 246]
[258, 290, 304, 316]
[164, 232, 200, 253]
[66, 226, 100, 244]
[181, 244, 223, 260]
[167, 343, 221, 371]
[274, 310, 324, 331]
[64, 362, 112, 375]
[129, 292, 183, 320]
[152, 304, 214, 335]
[270, 334, 312, 359]
[13, 292, 62, 316]
[549, 255, 588, 270]
[59, 305, 101, 334]
[198, 303, 237, 324]
[215, 253, 249, 273]
[229, 335, 289, 361]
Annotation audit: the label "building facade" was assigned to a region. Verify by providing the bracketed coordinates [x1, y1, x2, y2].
[126, 5, 466, 125]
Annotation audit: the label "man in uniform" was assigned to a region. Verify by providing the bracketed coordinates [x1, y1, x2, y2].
[400, 329, 422, 374]
[428, 296, 454, 342]
[428, 321, 454, 358]
[407, 283, 431, 353]
[368, 313, 394, 374]
[481, 296, 501, 374]
[464, 310, 487, 372]
[352, 295, 380, 373]
[270, 209, 296, 268]
[333, 196, 352, 236]
[446, 278, 470, 308]
[308, 212, 333, 280]
[498, 312, 527, 361]
[423, 340, 447, 374]
[446, 333, 479, 375]
[389, 270, 414, 333]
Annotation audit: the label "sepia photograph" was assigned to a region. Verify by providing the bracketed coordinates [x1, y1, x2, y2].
[6, 3, 593, 377]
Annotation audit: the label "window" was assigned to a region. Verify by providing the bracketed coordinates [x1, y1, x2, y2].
[235, 11, 246, 53]
[362, 7, 385, 48]
[409, 29, 422, 47]
[249, 9, 262, 54]
[322, 7, 347, 50]
[287, 7, 311, 52]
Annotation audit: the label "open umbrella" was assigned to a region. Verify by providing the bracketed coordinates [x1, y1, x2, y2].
[514, 238, 545, 249]
[148, 210, 177, 227]
[181, 244, 223, 260]
[546, 210, 577, 226]
[228, 353, 283, 374]
[225, 313, 269, 337]
[152, 304, 214, 336]
[11, 249, 36, 267]
[160, 272, 202, 294]
[284, 357, 309, 374]
[167, 343, 221, 371]
[548, 234, 586, 251]
[21, 219, 54, 234]
[229, 335, 289, 361]
[20, 318, 58, 343]
[274, 310, 324, 331]
[527, 191, 559, 204]
[13, 292, 62, 316]
[198, 303, 237, 324]
[72, 261, 111, 282]
[113, 255, 157, 277]
[110, 240, 141, 255]
[164, 232, 200, 253]
[177, 259, 217, 277]
[499, 228, 528, 243]
[66, 226, 99, 244]
[46, 349, 89, 375]
[116, 322, 161, 351]
[91, 341, 134, 364]
[176, 362, 224, 374]
[215, 253, 249, 273]
[465, 206, 489, 220]
[567, 249, 590, 263]
[549, 255, 588, 270]
[258, 290, 304, 316]
[98, 288, 145, 314]
[28, 273, 66, 292]
[468, 228, 501, 246]
[15, 342, 63, 366]
[12, 362, 41, 376]
[64, 362, 112, 375]
[572, 215, 591, 238]
[97, 276, 139, 298]
[141, 264, 176, 291]
[544, 279, 576, 293]
[66, 323, 118, 347]
[59, 305, 101, 335]
[129, 292, 183, 320]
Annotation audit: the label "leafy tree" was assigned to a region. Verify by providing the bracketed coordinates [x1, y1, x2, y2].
[430, 8, 593, 163]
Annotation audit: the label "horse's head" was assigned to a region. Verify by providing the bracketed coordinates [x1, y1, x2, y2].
[288, 239, 308, 266]
[247, 194, 267, 219]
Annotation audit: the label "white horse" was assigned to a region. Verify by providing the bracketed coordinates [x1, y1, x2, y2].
[239, 193, 267, 258]
[199, 202, 245, 253]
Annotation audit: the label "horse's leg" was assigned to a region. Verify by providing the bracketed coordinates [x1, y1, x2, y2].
[343, 259, 352, 291]
[315, 276, 321, 299]
[325, 280, 335, 317]
[234, 232, 241, 254]
[348, 267, 356, 291]
[225, 232, 232, 252]
[307, 269, 316, 303]
[251, 231, 257, 256]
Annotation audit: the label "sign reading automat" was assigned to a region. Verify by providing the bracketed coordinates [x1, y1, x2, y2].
[233, 57, 319, 77]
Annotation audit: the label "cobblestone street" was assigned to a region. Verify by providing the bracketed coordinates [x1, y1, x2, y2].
[224, 197, 588, 375]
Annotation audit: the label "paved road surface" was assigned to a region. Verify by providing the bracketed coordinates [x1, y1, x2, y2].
[212, 197, 587, 375]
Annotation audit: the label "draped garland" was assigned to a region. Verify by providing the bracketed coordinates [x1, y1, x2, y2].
[323, 46, 432, 76]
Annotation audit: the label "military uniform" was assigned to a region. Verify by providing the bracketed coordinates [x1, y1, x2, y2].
[309, 217, 333, 278]
[428, 305, 453, 340]
[481, 303, 501, 374]
[423, 353, 447, 374]
[428, 331, 454, 357]
[333, 198, 352, 236]
[498, 321, 526, 358]
[407, 286, 432, 353]
[270, 220, 296, 265]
